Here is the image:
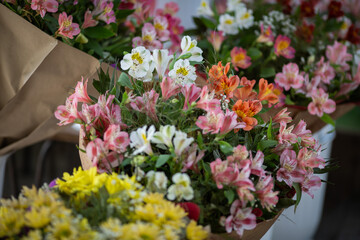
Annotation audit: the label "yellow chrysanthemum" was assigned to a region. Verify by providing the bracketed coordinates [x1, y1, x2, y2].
[186, 220, 208, 240]
[0, 207, 24, 237]
[46, 219, 77, 240]
[163, 225, 181, 240]
[25, 207, 51, 228]
[100, 218, 123, 239]
[121, 223, 161, 240]
[20, 229, 42, 240]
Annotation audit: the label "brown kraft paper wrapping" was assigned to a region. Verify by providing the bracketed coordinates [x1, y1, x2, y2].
[0, 4, 113, 155]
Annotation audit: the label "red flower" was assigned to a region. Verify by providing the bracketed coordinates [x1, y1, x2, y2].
[300, 1, 315, 18]
[277, 0, 292, 14]
[328, 0, 343, 19]
[296, 22, 315, 43]
[346, 24, 360, 45]
[252, 208, 263, 217]
[178, 202, 200, 221]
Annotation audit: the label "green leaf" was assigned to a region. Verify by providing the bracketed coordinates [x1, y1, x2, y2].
[260, 67, 276, 78]
[118, 72, 133, 89]
[218, 141, 233, 155]
[121, 91, 128, 105]
[116, 9, 135, 19]
[179, 53, 192, 59]
[267, 118, 273, 140]
[200, 16, 216, 29]
[84, 26, 115, 40]
[320, 113, 335, 127]
[224, 189, 235, 204]
[197, 132, 204, 150]
[121, 158, 131, 167]
[169, 56, 177, 70]
[285, 95, 295, 105]
[189, 61, 204, 66]
[85, 40, 103, 57]
[293, 182, 302, 213]
[258, 139, 278, 151]
[155, 155, 171, 168]
[247, 47, 263, 61]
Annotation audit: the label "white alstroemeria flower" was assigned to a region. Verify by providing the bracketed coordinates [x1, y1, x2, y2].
[153, 49, 173, 79]
[235, 7, 254, 29]
[173, 131, 194, 156]
[121, 46, 155, 81]
[197, 0, 214, 17]
[167, 173, 194, 201]
[355, 49, 360, 66]
[227, 0, 246, 12]
[168, 59, 197, 86]
[180, 36, 203, 62]
[339, 16, 352, 39]
[218, 14, 238, 35]
[152, 125, 176, 147]
[134, 166, 145, 181]
[146, 171, 168, 193]
[130, 125, 156, 155]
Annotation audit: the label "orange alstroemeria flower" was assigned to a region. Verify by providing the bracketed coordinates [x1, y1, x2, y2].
[258, 78, 279, 106]
[209, 61, 230, 81]
[209, 62, 239, 98]
[232, 99, 262, 131]
[233, 77, 257, 101]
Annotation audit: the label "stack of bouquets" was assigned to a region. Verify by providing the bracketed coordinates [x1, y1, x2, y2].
[191, 0, 360, 125]
[2, 0, 184, 60]
[0, 167, 208, 239]
[55, 36, 329, 238]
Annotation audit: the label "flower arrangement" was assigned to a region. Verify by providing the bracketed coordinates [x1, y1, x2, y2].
[0, 167, 208, 240]
[2, 0, 184, 59]
[190, 0, 360, 126]
[55, 36, 329, 238]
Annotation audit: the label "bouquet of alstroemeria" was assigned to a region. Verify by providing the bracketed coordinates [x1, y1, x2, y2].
[0, 167, 208, 239]
[55, 36, 329, 238]
[189, 0, 360, 126]
[2, 0, 184, 60]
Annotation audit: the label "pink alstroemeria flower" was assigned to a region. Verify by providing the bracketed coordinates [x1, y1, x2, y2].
[274, 35, 295, 59]
[132, 23, 162, 50]
[81, 103, 100, 125]
[210, 158, 240, 189]
[154, 15, 170, 41]
[103, 124, 130, 153]
[307, 88, 336, 117]
[93, 0, 116, 24]
[249, 150, 265, 177]
[161, 77, 181, 101]
[314, 57, 335, 84]
[68, 77, 92, 104]
[275, 63, 304, 91]
[31, 0, 58, 18]
[231, 47, 252, 71]
[208, 31, 226, 52]
[196, 86, 221, 112]
[55, 98, 82, 126]
[182, 144, 205, 173]
[326, 41, 352, 71]
[225, 200, 257, 237]
[257, 23, 274, 43]
[234, 161, 255, 205]
[196, 108, 224, 135]
[131, 89, 159, 122]
[297, 148, 325, 170]
[301, 174, 321, 198]
[255, 175, 279, 211]
[82, 9, 98, 29]
[227, 145, 249, 164]
[277, 149, 306, 187]
[292, 120, 315, 147]
[273, 108, 292, 124]
[57, 12, 80, 39]
[220, 109, 246, 135]
[277, 121, 297, 144]
[181, 84, 201, 110]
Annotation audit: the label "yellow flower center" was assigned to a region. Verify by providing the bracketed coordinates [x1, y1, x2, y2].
[188, 42, 195, 51]
[141, 133, 148, 143]
[132, 52, 144, 64]
[104, 6, 112, 14]
[284, 163, 293, 172]
[225, 19, 233, 25]
[277, 41, 289, 51]
[201, 1, 207, 7]
[143, 34, 153, 42]
[63, 20, 71, 28]
[341, 22, 348, 30]
[234, 53, 245, 62]
[154, 22, 165, 30]
[176, 67, 189, 76]
[241, 12, 250, 20]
